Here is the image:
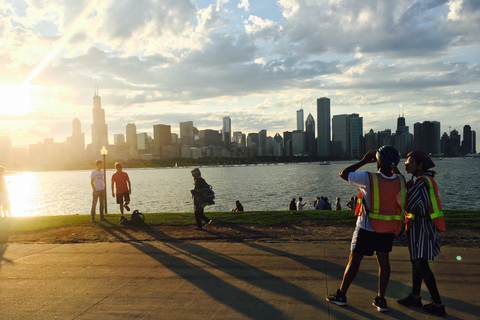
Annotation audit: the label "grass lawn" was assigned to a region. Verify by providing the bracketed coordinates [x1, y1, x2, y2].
[1, 209, 479, 233]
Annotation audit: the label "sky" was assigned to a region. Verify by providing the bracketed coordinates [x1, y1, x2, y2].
[1, 0, 479, 151]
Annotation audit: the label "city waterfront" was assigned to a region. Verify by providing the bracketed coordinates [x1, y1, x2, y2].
[4, 158, 479, 217]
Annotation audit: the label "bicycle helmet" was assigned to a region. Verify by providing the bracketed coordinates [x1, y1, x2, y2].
[407, 150, 435, 169]
[376, 145, 400, 168]
[191, 167, 201, 178]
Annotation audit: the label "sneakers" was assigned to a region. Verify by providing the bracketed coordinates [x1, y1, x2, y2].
[423, 303, 447, 317]
[373, 296, 388, 312]
[123, 204, 130, 211]
[204, 220, 212, 227]
[397, 293, 422, 307]
[194, 226, 203, 230]
[326, 289, 347, 306]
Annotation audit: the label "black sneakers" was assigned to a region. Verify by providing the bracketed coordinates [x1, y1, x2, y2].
[397, 293, 422, 307]
[423, 303, 447, 317]
[373, 296, 388, 312]
[326, 289, 347, 306]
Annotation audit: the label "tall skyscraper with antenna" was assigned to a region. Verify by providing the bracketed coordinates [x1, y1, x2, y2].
[91, 86, 109, 150]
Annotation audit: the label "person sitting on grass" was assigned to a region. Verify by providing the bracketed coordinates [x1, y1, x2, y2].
[231, 199, 244, 212]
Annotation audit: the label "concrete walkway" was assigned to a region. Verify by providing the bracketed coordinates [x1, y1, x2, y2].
[1, 241, 478, 319]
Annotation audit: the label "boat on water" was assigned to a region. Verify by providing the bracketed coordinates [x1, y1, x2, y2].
[319, 161, 331, 165]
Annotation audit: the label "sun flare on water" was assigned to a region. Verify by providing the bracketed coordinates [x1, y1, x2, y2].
[0, 85, 35, 116]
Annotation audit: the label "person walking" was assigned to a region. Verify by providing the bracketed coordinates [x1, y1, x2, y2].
[397, 151, 447, 317]
[326, 146, 406, 312]
[111, 162, 132, 220]
[90, 160, 106, 222]
[190, 168, 212, 230]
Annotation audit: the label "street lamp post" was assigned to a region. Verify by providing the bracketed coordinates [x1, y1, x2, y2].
[101, 146, 108, 214]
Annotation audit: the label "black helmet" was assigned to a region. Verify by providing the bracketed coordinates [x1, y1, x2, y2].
[376, 145, 400, 168]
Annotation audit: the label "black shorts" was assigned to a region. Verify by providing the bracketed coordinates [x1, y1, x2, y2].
[351, 228, 394, 256]
[116, 191, 130, 204]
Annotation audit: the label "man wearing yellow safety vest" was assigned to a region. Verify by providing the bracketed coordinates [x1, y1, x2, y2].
[396, 151, 447, 317]
[326, 146, 406, 312]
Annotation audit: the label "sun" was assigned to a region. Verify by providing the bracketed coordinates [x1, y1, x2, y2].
[0, 84, 34, 116]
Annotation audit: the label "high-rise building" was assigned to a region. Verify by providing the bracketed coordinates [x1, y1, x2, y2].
[272, 133, 284, 157]
[462, 125, 473, 154]
[259, 129, 267, 153]
[413, 121, 441, 155]
[180, 121, 194, 147]
[153, 124, 172, 156]
[332, 113, 363, 158]
[91, 87, 109, 150]
[305, 113, 316, 156]
[114, 134, 125, 145]
[67, 118, 85, 152]
[223, 117, 231, 150]
[292, 130, 305, 155]
[317, 97, 331, 157]
[199, 129, 222, 147]
[126, 123, 137, 150]
[297, 109, 304, 131]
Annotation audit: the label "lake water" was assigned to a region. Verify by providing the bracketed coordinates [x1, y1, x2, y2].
[4, 158, 479, 217]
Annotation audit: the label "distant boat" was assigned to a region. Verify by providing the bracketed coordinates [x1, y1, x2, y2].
[319, 161, 331, 165]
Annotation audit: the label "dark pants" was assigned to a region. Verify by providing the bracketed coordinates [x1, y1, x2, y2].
[91, 190, 105, 221]
[411, 258, 442, 304]
[194, 205, 210, 228]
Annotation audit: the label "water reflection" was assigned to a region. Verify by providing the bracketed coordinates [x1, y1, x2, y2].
[3, 158, 479, 217]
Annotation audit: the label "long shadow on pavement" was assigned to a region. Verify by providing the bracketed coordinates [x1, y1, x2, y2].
[242, 240, 477, 319]
[99, 223, 291, 319]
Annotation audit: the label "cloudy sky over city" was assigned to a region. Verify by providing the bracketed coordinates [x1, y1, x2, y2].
[1, 0, 479, 149]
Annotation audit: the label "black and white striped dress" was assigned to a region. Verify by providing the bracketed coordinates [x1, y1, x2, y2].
[406, 173, 441, 261]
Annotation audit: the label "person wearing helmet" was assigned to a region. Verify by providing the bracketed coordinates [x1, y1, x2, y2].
[190, 168, 212, 230]
[397, 151, 447, 317]
[326, 146, 406, 312]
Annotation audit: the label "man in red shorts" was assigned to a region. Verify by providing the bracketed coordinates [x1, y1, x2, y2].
[111, 162, 132, 219]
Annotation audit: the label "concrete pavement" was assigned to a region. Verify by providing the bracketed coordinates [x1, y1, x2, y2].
[1, 240, 479, 320]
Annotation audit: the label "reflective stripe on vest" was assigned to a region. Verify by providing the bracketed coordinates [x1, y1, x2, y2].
[423, 175, 443, 220]
[367, 173, 405, 222]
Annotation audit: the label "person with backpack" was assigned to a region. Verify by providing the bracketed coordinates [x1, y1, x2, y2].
[396, 151, 447, 317]
[326, 146, 406, 312]
[190, 168, 213, 230]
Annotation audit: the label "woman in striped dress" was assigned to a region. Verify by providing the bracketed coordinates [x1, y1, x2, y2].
[397, 151, 447, 317]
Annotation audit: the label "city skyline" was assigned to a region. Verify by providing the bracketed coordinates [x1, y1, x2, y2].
[1, 1, 480, 151]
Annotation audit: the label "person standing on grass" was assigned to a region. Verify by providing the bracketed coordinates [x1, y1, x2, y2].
[297, 197, 307, 210]
[90, 160, 106, 222]
[111, 162, 132, 220]
[326, 146, 406, 313]
[396, 151, 447, 317]
[0, 166, 11, 218]
[190, 168, 212, 230]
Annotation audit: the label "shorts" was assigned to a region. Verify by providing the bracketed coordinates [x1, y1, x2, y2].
[116, 191, 130, 204]
[0, 193, 10, 207]
[351, 227, 394, 256]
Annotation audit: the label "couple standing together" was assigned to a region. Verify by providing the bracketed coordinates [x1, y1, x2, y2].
[326, 146, 447, 317]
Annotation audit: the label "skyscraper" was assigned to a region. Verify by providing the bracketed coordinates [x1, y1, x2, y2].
[297, 108, 304, 131]
[223, 116, 231, 150]
[317, 97, 331, 157]
[180, 121, 194, 147]
[91, 87, 109, 150]
[153, 124, 172, 156]
[305, 113, 316, 156]
[126, 123, 137, 150]
[462, 125, 473, 154]
[70, 118, 85, 152]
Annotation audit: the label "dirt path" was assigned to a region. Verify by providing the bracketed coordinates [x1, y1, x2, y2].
[3, 221, 479, 247]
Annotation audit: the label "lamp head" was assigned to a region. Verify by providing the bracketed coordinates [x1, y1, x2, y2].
[101, 146, 108, 156]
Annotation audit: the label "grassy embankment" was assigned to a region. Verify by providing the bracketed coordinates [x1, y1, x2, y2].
[1, 210, 479, 233]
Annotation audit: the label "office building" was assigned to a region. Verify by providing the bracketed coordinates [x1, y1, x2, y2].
[223, 117, 231, 150]
[199, 129, 222, 147]
[91, 87, 109, 150]
[297, 108, 304, 131]
[272, 133, 284, 157]
[180, 121, 194, 147]
[332, 113, 363, 158]
[126, 123, 137, 150]
[317, 97, 331, 157]
[153, 124, 172, 156]
[305, 113, 316, 156]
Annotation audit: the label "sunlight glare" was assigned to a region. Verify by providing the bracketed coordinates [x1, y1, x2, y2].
[6, 172, 37, 217]
[0, 85, 34, 116]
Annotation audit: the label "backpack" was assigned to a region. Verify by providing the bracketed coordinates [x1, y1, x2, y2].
[120, 210, 145, 225]
[201, 185, 215, 207]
